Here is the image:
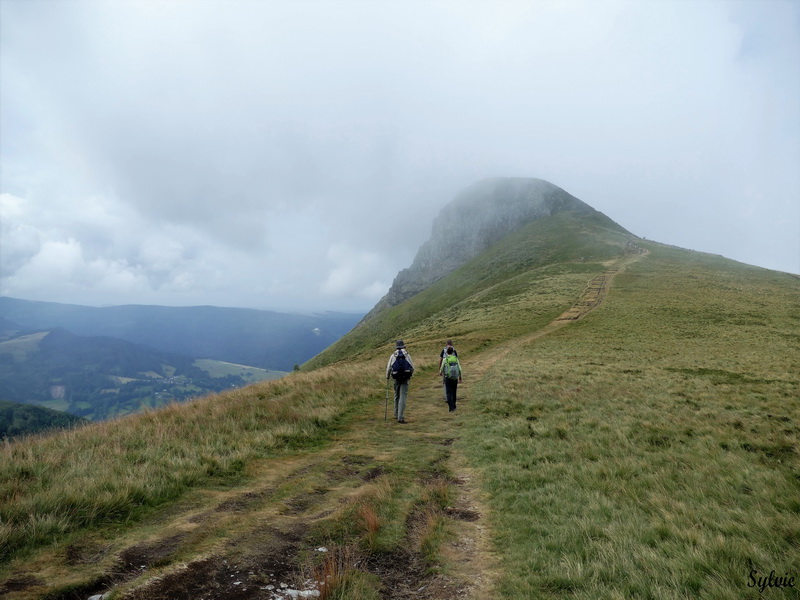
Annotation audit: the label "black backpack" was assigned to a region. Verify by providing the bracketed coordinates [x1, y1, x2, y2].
[391, 351, 414, 382]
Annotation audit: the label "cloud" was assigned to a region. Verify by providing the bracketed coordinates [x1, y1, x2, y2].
[1, 236, 148, 300]
[1, 0, 797, 312]
[321, 243, 390, 300]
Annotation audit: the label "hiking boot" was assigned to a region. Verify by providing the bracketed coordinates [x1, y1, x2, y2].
[398, 419, 407, 424]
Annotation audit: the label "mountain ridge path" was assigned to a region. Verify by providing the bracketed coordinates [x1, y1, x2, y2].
[467, 248, 649, 378]
[353, 247, 652, 598]
[3, 251, 647, 600]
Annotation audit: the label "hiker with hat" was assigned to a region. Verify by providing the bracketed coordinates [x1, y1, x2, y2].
[386, 340, 415, 424]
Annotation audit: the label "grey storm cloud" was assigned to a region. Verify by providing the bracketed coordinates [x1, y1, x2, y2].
[1, 0, 798, 312]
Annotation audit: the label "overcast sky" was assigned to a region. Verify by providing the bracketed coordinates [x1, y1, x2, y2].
[1, 0, 798, 314]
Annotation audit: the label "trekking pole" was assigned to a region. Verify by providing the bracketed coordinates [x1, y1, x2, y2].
[384, 378, 390, 421]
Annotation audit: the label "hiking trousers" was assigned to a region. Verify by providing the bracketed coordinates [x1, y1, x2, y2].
[444, 378, 458, 411]
[393, 379, 409, 421]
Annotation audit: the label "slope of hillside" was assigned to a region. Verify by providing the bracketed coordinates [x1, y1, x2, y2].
[307, 209, 631, 369]
[457, 242, 799, 597]
[365, 177, 627, 318]
[1, 212, 797, 599]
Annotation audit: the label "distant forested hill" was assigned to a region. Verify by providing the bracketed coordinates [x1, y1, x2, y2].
[0, 298, 363, 371]
[0, 327, 283, 420]
[0, 399, 86, 439]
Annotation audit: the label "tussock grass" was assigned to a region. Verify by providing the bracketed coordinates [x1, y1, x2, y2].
[309, 543, 379, 600]
[0, 364, 375, 563]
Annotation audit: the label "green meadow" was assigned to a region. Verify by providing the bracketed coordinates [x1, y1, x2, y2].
[458, 244, 799, 598]
[1, 214, 798, 599]
[193, 358, 287, 382]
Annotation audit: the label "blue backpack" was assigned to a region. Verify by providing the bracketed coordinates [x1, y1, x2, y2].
[391, 351, 414, 382]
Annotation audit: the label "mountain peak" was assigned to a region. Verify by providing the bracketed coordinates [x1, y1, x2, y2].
[367, 177, 618, 316]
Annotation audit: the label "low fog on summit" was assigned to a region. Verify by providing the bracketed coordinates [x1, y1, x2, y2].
[1, 0, 798, 313]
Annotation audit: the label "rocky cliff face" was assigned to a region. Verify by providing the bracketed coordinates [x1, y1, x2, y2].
[365, 177, 600, 319]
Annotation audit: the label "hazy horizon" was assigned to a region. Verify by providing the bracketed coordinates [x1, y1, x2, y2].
[2, 0, 798, 313]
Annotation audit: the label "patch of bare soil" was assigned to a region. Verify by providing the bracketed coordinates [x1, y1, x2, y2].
[64, 541, 112, 566]
[125, 557, 265, 600]
[106, 464, 482, 600]
[0, 576, 45, 596]
[214, 490, 272, 513]
[280, 486, 330, 516]
[361, 466, 384, 482]
[38, 575, 116, 600]
[36, 534, 192, 600]
[119, 533, 189, 572]
[122, 526, 309, 600]
[327, 455, 383, 483]
[445, 507, 480, 522]
[365, 550, 467, 600]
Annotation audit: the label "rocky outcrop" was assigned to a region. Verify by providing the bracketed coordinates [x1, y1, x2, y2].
[364, 177, 600, 320]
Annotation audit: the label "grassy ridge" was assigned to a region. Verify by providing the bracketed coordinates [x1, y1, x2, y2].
[1, 213, 797, 599]
[459, 243, 800, 598]
[307, 211, 630, 368]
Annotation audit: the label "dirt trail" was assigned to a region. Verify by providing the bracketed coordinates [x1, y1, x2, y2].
[469, 248, 648, 378]
[4, 249, 647, 600]
[13, 376, 493, 600]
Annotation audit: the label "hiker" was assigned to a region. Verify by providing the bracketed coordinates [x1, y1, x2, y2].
[439, 346, 462, 412]
[438, 339, 458, 402]
[386, 340, 415, 424]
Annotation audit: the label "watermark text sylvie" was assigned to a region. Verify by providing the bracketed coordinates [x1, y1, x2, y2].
[748, 569, 796, 594]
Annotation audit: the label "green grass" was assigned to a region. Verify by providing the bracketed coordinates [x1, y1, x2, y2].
[458, 243, 800, 598]
[193, 358, 287, 382]
[0, 365, 375, 564]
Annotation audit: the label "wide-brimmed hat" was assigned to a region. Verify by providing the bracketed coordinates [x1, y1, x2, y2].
[395, 340, 405, 349]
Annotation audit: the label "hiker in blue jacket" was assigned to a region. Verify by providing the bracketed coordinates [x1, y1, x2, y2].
[386, 340, 415, 423]
[439, 345, 462, 412]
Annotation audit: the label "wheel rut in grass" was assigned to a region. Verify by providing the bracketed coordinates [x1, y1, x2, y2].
[12, 380, 492, 600]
